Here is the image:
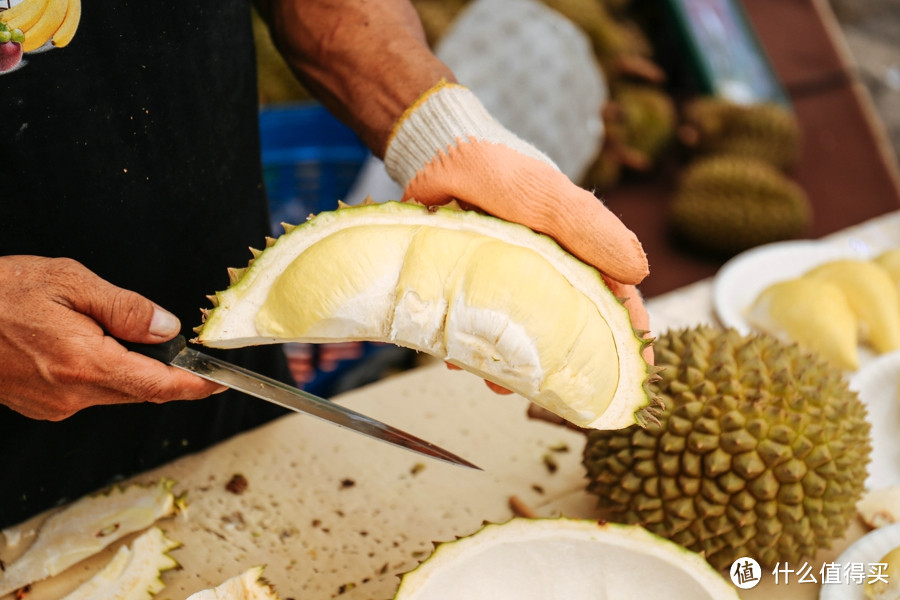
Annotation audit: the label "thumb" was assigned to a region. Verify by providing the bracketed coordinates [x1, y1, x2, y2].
[66, 270, 181, 342]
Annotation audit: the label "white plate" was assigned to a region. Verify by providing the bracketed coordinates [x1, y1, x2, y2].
[819, 522, 900, 599]
[850, 351, 900, 491]
[713, 239, 875, 336]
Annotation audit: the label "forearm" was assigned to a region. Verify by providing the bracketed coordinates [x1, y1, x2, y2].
[256, 0, 455, 157]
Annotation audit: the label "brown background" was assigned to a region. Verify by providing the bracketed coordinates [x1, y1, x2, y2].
[605, 0, 900, 299]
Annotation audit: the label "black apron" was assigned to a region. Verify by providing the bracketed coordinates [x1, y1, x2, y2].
[0, 0, 290, 527]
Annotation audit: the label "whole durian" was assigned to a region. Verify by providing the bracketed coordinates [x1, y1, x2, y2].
[582, 326, 871, 570]
[679, 97, 802, 170]
[668, 155, 812, 256]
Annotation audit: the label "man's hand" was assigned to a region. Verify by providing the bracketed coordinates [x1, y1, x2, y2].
[0, 256, 224, 420]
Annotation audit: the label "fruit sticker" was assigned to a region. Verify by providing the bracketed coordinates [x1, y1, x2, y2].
[0, 0, 81, 74]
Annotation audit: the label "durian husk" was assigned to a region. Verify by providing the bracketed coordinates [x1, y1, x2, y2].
[583, 326, 872, 570]
[393, 517, 740, 599]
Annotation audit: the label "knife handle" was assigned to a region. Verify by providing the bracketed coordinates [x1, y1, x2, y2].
[119, 334, 188, 363]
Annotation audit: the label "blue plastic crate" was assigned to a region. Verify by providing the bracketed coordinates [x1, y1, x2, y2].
[259, 102, 370, 234]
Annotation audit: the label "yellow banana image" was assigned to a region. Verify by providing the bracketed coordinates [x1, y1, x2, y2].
[0, 0, 52, 32]
[19, 0, 67, 51]
[51, 0, 80, 48]
[0, 0, 79, 53]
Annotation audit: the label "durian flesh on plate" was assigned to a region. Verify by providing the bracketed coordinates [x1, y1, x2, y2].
[392, 517, 739, 599]
[747, 277, 860, 370]
[196, 201, 655, 430]
[746, 255, 900, 369]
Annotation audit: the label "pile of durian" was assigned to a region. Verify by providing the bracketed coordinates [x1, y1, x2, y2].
[747, 248, 900, 370]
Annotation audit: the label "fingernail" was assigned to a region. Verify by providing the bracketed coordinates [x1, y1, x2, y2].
[149, 306, 181, 337]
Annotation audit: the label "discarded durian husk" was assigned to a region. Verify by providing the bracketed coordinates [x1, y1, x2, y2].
[392, 517, 740, 599]
[0, 479, 183, 597]
[59, 527, 181, 600]
[858, 487, 900, 529]
[186, 566, 281, 600]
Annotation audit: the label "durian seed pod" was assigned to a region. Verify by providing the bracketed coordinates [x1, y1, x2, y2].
[668, 155, 812, 257]
[679, 97, 802, 170]
[582, 326, 872, 570]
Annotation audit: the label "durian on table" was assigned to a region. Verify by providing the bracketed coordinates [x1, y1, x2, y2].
[583, 325, 872, 570]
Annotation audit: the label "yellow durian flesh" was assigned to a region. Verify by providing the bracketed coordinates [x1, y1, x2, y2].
[804, 259, 900, 354]
[198, 201, 652, 430]
[746, 277, 859, 370]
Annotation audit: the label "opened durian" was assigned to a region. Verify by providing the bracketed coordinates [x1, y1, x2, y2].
[583, 326, 871, 570]
[668, 156, 811, 256]
[186, 566, 280, 600]
[196, 201, 654, 430]
[392, 518, 740, 599]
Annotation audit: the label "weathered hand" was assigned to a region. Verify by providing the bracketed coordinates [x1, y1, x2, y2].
[0, 256, 224, 420]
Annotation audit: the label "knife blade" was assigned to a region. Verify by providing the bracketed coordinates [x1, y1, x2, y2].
[122, 335, 480, 470]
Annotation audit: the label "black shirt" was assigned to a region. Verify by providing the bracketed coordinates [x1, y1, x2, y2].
[0, 0, 290, 527]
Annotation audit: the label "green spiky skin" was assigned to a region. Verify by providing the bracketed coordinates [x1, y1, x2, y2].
[668, 155, 812, 257]
[582, 326, 871, 570]
[681, 98, 802, 170]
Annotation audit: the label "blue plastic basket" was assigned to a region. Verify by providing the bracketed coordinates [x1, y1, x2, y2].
[258, 103, 414, 396]
[259, 102, 370, 234]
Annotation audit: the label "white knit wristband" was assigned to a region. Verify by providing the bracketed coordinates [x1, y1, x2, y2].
[383, 83, 558, 188]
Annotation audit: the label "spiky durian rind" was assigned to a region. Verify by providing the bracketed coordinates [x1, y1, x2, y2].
[583, 326, 871, 570]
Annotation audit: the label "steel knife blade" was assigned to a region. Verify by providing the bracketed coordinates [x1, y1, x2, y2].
[122, 335, 480, 470]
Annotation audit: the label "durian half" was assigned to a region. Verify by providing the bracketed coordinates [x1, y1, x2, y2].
[196, 201, 654, 430]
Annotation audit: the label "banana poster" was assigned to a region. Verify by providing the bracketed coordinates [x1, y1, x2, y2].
[0, 0, 80, 73]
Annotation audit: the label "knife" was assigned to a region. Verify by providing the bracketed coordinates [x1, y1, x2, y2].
[122, 335, 480, 470]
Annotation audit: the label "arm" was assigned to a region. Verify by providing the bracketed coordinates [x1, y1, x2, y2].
[254, 0, 454, 156]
